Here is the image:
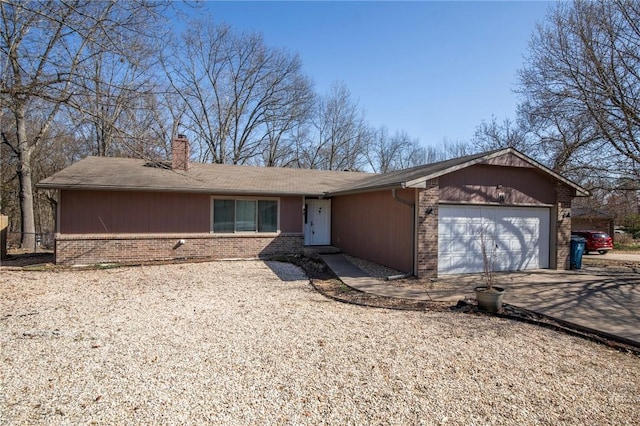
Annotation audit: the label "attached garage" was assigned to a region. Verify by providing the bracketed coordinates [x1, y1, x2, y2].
[327, 148, 588, 278]
[438, 205, 550, 274]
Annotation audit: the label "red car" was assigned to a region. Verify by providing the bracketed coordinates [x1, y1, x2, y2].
[571, 230, 614, 254]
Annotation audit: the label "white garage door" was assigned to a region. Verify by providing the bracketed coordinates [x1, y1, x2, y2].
[438, 205, 550, 274]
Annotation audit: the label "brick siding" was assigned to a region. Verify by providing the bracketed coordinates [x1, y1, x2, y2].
[556, 184, 573, 270]
[417, 179, 439, 278]
[55, 233, 304, 266]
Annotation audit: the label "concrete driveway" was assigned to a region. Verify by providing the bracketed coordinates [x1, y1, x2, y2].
[323, 253, 640, 345]
[440, 267, 640, 345]
[584, 251, 640, 262]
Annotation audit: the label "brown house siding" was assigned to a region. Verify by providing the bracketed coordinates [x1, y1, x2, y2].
[439, 165, 556, 205]
[60, 191, 303, 234]
[279, 196, 303, 233]
[481, 155, 536, 168]
[331, 189, 414, 273]
[56, 190, 304, 265]
[60, 190, 211, 234]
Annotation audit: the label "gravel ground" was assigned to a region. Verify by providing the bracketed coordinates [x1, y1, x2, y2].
[1, 260, 639, 425]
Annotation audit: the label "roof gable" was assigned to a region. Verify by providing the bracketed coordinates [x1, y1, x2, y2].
[328, 148, 589, 196]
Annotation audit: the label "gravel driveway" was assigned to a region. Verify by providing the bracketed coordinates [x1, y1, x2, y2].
[1, 261, 639, 424]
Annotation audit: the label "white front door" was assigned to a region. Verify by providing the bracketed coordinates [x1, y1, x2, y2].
[438, 205, 550, 274]
[305, 200, 331, 245]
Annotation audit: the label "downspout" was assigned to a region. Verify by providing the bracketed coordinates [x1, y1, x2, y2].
[392, 187, 416, 276]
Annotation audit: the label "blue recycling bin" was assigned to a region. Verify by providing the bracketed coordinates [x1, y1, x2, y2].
[570, 236, 586, 269]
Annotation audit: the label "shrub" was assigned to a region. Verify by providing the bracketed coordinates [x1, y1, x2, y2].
[620, 214, 640, 238]
[614, 233, 634, 245]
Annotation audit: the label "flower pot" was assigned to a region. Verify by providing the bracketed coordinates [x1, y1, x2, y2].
[474, 286, 505, 313]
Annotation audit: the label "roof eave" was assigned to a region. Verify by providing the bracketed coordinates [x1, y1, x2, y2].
[36, 183, 324, 197]
[326, 182, 407, 197]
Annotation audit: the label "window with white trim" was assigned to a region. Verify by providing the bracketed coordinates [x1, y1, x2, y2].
[212, 198, 278, 233]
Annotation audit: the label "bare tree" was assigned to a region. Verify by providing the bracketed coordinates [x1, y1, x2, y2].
[366, 127, 403, 173]
[395, 134, 429, 169]
[365, 127, 426, 172]
[163, 21, 314, 165]
[517, 0, 640, 182]
[299, 83, 371, 171]
[472, 116, 529, 152]
[259, 74, 315, 167]
[365, 126, 482, 173]
[69, 44, 164, 158]
[0, 0, 169, 248]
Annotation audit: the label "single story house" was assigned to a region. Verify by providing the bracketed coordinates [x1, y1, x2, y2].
[38, 136, 589, 277]
[571, 207, 615, 238]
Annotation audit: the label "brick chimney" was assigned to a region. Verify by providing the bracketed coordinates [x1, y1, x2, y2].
[172, 134, 190, 171]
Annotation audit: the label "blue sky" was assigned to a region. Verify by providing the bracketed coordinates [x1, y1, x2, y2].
[185, 1, 553, 149]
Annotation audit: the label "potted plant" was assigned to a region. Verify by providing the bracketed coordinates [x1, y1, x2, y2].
[474, 225, 505, 313]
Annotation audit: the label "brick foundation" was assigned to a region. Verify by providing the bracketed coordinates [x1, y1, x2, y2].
[55, 233, 304, 266]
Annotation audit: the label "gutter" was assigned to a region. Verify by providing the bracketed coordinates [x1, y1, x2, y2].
[35, 183, 325, 198]
[391, 188, 416, 276]
[392, 186, 412, 206]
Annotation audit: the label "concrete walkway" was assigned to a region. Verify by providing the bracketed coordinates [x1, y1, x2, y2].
[320, 254, 464, 302]
[320, 254, 640, 345]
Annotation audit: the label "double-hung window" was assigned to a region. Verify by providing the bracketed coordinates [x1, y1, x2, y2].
[213, 198, 278, 233]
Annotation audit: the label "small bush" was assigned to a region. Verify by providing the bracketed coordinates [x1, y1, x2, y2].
[614, 240, 640, 251]
[620, 214, 640, 238]
[614, 233, 634, 245]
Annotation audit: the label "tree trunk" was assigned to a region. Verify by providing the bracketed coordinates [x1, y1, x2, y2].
[15, 106, 36, 249]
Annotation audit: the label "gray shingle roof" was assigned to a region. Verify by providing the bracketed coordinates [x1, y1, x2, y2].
[37, 156, 374, 196]
[330, 150, 501, 193]
[37, 148, 590, 197]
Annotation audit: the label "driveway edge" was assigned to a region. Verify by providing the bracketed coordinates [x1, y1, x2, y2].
[495, 304, 640, 356]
